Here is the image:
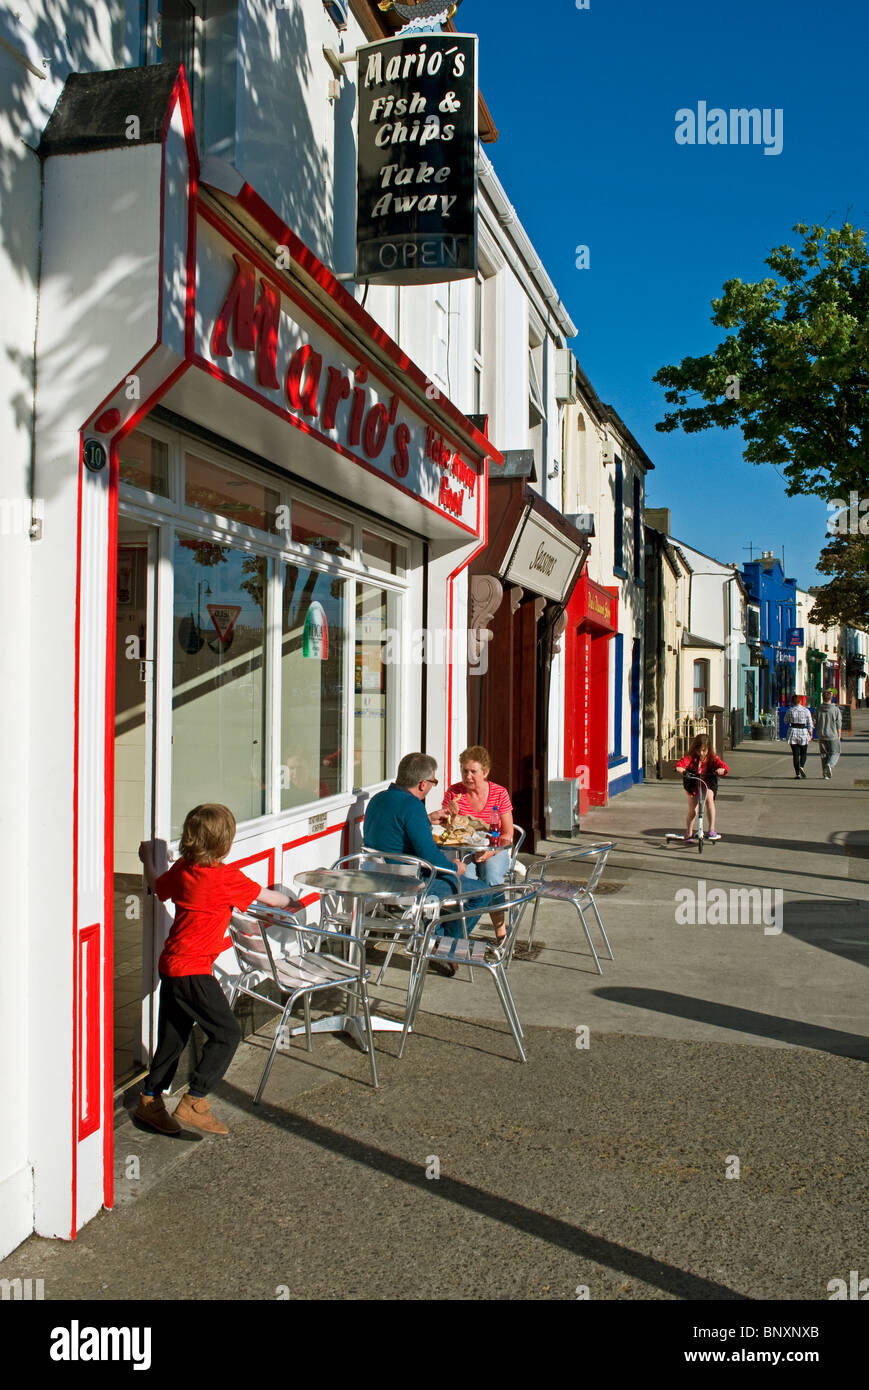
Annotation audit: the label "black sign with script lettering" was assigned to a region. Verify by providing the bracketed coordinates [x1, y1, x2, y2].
[356, 33, 477, 285]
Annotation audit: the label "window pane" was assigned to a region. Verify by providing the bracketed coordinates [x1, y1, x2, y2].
[361, 529, 406, 575]
[291, 499, 351, 558]
[693, 660, 709, 711]
[171, 536, 267, 837]
[355, 585, 389, 787]
[185, 452, 279, 531]
[119, 432, 169, 496]
[159, 0, 195, 73]
[280, 564, 346, 808]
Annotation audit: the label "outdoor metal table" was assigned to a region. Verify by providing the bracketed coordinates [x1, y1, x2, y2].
[289, 867, 426, 1052]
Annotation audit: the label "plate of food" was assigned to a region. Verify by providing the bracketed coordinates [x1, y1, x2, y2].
[435, 813, 489, 848]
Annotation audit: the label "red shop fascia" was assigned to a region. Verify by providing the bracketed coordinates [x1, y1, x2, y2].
[563, 573, 618, 812]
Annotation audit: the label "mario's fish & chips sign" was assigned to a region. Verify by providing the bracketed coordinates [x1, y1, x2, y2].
[356, 33, 478, 284]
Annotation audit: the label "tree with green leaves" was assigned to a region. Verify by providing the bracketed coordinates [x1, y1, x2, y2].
[810, 533, 869, 627]
[654, 223, 868, 498]
[654, 223, 869, 625]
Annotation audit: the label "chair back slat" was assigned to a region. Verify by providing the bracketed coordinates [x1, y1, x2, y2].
[585, 846, 611, 892]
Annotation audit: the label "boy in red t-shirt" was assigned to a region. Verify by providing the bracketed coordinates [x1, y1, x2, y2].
[135, 804, 291, 1137]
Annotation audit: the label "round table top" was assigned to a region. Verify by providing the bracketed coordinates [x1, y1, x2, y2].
[294, 867, 423, 898]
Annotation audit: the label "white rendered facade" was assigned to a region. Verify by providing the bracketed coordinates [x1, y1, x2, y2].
[0, 0, 582, 1253]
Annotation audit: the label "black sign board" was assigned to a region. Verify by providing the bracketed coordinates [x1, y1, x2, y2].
[356, 33, 478, 285]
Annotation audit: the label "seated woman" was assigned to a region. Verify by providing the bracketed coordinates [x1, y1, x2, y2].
[433, 745, 513, 943]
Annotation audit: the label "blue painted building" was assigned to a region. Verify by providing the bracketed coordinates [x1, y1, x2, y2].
[741, 554, 799, 712]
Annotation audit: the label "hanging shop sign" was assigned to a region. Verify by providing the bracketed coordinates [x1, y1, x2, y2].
[786, 627, 804, 647]
[501, 507, 584, 604]
[355, 33, 478, 284]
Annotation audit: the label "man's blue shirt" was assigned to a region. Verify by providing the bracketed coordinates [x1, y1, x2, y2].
[363, 783, 456, 886]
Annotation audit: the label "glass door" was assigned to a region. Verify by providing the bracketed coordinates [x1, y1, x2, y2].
[114, 519, 160, 1090]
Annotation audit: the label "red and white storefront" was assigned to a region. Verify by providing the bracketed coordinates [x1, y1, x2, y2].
[7, 66, 499, 1255]
[562, 574, 618, 812]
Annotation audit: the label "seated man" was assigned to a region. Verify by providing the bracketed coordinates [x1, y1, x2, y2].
[364, 752, 491, 967]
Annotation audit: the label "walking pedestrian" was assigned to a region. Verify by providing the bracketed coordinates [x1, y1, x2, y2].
[784, 694, 814, 779]
[815, 689, 842, 779]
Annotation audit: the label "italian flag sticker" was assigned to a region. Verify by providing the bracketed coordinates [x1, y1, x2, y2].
[303, 601, 329, 659]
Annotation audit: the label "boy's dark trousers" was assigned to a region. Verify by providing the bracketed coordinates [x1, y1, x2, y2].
[144, 974, 241, 1096]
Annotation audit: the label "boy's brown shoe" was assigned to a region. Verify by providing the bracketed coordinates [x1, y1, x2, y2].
[133, 1092, 181, 1136]
[173, 1093, 229, 1136]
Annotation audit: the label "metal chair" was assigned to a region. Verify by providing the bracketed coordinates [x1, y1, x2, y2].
[524, 842, 616, 974]
[352, 848, 488, 985]
[504, 824, 527, 884]
[327, 851, 436, 983]
[398, 883, 540, 1062]
[227, 907, 380, 1093]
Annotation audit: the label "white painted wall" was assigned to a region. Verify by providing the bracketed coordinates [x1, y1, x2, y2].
[0, 21, 41, 1260]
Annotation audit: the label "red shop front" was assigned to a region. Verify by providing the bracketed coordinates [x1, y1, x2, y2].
[563, 574, 618, 811]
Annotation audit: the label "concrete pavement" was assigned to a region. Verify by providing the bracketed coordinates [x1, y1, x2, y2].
[2, 715, 867, 1301]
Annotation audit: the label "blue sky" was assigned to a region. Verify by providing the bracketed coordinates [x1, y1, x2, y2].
[473, 0, 868, 585]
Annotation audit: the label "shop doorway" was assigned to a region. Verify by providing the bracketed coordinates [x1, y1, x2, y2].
[113, 519, 160, 1089]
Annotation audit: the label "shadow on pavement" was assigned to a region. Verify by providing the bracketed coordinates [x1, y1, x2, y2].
[218, 1078, 750, 1301]
[593, 987, 869, 1061]
[639, 828, 859, 860]
[783, 899, 869, 968]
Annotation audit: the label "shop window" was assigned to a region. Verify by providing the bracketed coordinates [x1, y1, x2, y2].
[434, 290, 448, 388]
[693, 659, 709, 711]
[609, 633, 624, 759]
[291, 498, 352, 559]
[185, 452, 279, 532]
[171, 535, 267, 837]
[613, 458, 624, 572]
[158, 0, 195, 76]
[473, 273, 484, 414]
[119, 432, 170, 497]
[280, 564, 346, 809]
[528, 343, 544, 425]
[361, 529, 406, 576]
[143, 1, 202, 127]
[355, 585, 390, 788]
[745, 669, 756, 724]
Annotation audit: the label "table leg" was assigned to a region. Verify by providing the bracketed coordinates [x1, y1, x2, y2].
[288, 894, 403, 1053]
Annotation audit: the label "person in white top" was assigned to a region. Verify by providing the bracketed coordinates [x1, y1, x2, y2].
[784, 694, 814, 779]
